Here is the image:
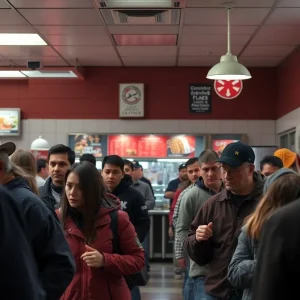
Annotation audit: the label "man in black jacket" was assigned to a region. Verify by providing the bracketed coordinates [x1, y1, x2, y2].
[0, 185, 45, 300]
[39, 144, 75, 212]
[0, 142, 75, 300]
[102, 155, 150, 243]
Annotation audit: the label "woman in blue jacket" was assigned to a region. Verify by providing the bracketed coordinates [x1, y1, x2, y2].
[228, 168, 300, 300]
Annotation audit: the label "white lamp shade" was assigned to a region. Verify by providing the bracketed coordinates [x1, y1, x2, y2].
[207, 54, 251, 80]
[30, 136, 51, 150]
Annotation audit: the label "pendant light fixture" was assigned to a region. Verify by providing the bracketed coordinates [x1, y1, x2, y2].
[206, 3, 251, 80]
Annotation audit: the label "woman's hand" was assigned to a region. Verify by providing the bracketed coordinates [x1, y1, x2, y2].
[81, 245, 104, 268]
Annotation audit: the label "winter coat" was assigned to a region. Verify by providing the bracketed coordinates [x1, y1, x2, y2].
[5, 176, 75, 300]
[57, 195, 145, 300]
[111, 174, 150, 242]
[228, 226, 258, 300]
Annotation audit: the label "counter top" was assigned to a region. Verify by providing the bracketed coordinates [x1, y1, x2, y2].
[149, 210, 170, 215]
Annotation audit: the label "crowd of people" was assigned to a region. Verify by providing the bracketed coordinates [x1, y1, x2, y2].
[1, 140, 300, 300]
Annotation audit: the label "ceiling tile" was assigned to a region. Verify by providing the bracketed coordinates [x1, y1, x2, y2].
[242, 45, 295, 57]
[182, 25, 257, 35]
[117, 46, 177, 56]
[35, 25, 104, 35]
[266, 8, 300, 25]
[0, 45, 58, 57]
[108, 25, 179, 35]
[184, 8, 270, 26]
[180, 45, 243, 56]
[187, 0, 275, 7]
[9, 0, 94, 8]
[277, 0, 300, 7]
[0, 25, 35, 33]
[18, 9, 103, 25]
[181, 34, 250, 46]
[0, 2, 11, 8]
[0, 59, 14, 66]
[0, 9, 28, 25]
[78, 57, 122, 66]
[122, 56, 176, 66]
[54, 45, 119, 60]
[178, 56, 221, 66]
[251, 25, 300, 45]
[43, 33, 112, 46]
[12, 56, 68, 66]
[239, 56, 284, 67]
[114, 35, 177, 46]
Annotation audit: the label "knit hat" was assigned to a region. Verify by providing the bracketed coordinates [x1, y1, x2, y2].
[263, 168, 298, 194]
[274, 148, 297, 168]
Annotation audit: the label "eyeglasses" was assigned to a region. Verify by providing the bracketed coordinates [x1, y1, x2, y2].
[219, 165, 240, 175]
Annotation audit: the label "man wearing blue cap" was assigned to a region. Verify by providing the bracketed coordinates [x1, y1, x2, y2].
[184, 142, 265, 300]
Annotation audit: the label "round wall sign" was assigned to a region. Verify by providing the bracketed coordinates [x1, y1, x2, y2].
[214, 80, 243, 99]
[122, 85, 142, 105]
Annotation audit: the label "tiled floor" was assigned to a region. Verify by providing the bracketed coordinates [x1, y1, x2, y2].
[140, 263, 183, 300]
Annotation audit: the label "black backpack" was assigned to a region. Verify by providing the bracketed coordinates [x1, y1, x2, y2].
[109, 210, 149, 291]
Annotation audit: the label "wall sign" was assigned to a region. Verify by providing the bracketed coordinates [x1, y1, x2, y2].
[119, 83, 144, 118]
[189, 84, 212, 113]
[212, 139, 239, 156]
[0, 108, 21, 136]
[214, 80, 243, 99]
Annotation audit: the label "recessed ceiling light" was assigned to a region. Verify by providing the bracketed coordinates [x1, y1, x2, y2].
[20, 70, 78, 78]
[0, 34, 47, 46]
[102, 0, 172, 8]
[0, 71, 26, 78]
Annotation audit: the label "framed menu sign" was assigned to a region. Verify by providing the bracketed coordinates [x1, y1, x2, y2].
[189, 84, 212, 113]
[68, 134, 107, 159]
[0, 108, 21, 136]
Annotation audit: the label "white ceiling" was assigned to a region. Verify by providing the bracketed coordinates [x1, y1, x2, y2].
[0, 0, 298, 67]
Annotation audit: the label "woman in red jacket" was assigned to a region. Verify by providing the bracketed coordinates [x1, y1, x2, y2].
[57, 162, 145, 300]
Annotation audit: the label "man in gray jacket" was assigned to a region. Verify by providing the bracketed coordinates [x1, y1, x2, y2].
[176, 150, 223, 300]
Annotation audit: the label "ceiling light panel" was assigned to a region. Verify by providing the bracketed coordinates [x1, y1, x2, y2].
[0, 71, 26, 78]
[0, 33, 47, 45]
[21, 70, 77, 78]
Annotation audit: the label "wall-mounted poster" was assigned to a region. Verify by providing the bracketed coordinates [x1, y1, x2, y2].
[119, 83, 144, 118]
[0, 108, 21, 136]
[189, 84, 212, 113]
[68, 134, 107, 159]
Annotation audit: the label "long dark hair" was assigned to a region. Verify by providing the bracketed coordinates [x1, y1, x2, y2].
[246, 173, 300, 239]
[60, 162, 107, 244]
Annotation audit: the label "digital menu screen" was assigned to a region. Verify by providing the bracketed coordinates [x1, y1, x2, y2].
[108, 135, 196, 158]
[0, 108, 21, 136]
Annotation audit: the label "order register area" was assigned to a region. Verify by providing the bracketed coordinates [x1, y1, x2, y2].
[69, 133, 246, 260]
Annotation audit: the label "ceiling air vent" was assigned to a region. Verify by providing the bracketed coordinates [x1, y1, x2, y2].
[101, 8, 180, 24]
[98, 0, 185, 8]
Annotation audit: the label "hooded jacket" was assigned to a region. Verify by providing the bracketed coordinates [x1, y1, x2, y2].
[57, 194, 145, 300]
[111, 175, 150, 243]
[5, 176, 75, 300]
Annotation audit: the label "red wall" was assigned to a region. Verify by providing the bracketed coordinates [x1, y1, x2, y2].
[0, 67, 277, 120]
[277, 48, 300, 118]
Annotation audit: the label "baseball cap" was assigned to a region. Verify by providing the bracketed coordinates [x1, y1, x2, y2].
[0, 142, 16, 156]
[216, 141, 255, 168]
[179, 163, 186, 171]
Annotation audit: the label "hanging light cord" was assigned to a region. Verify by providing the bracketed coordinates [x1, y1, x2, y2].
[227, 7, 231, 55]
